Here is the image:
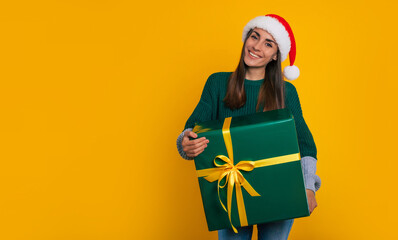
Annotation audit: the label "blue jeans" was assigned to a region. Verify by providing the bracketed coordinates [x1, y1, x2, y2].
[218, 219, 294, 240]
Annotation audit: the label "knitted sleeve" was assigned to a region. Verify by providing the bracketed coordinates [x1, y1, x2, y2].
[285, 82, 321, 193]
[183, 73, 216, 130]
[285, 82, 317, 159]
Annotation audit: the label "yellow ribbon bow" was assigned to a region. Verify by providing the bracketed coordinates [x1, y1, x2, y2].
[197, 154, 260, 233]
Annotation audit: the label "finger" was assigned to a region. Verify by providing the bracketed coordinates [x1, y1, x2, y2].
[192, 138, 209, 151]
[187, 147, 203, 158]
[182, 134, 205, 147]
[182, 137, 205, 152]
[187, 148, 203, 158]
[311, 204, 316, 213]
[184, 139, 208, 154]
[193, 142, 208, 154]
[184, 131, 198, 139]
[185, 137, 208, 146]
[187, 142, 208, 157]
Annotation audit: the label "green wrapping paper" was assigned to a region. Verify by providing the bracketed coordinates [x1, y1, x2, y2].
[192, 108, 309, 232]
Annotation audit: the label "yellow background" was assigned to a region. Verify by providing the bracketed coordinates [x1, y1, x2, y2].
[1, 0, 397, 239]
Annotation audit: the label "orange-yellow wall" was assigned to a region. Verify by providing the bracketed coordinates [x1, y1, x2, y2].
[1, 1, 397, 239]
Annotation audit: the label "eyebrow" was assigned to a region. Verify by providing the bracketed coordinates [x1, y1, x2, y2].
[253, 30, 276, 45]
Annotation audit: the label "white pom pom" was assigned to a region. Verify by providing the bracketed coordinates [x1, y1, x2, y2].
[283, 65, 300, 80]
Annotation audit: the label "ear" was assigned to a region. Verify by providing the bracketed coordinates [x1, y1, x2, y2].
[272, 50, 278, 61]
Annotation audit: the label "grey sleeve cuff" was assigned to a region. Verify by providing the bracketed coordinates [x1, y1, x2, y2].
[176, 128, 194, 160]
[301, 156, 321, 193]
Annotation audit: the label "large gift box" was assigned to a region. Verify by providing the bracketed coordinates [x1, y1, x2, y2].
[192, 108, 309, 232]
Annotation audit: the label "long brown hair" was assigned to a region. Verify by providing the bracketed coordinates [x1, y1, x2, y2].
[223, 29, 285, 112]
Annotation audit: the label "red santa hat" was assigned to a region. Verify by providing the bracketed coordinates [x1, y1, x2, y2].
[242, 14, 300, 80]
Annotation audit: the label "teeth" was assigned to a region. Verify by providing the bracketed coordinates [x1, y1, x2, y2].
[249, 51, 260, 58]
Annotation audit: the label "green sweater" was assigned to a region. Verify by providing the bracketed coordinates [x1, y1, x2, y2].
[183, 72, 317, 159]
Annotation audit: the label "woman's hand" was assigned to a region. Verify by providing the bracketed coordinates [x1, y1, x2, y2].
[306, 189, 317, 214]
[181, 131, 209, 158]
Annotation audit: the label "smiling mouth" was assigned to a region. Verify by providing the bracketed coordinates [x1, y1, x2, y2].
[249, 50, 261, 58]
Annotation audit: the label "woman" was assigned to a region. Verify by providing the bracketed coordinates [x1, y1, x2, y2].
[176, 14, 321, 240]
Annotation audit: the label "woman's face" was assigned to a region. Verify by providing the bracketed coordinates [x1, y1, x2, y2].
[244, 28, 278, 69]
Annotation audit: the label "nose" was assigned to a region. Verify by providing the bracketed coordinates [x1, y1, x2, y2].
[253, 41, 262, 52]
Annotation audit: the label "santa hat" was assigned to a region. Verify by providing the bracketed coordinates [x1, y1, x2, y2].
[242, 14, 300, 80]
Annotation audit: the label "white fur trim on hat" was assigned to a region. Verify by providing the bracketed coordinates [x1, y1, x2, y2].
[242, 16, 291, 62]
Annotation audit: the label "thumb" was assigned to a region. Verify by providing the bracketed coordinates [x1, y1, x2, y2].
[185, 130, 198, 139]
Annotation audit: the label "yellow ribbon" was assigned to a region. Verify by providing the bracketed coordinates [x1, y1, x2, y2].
[196, 117, 300, 233]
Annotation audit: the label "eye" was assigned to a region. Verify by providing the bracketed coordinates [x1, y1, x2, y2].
[266, 43, 272, 47]
[251, 35, 257, 39]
